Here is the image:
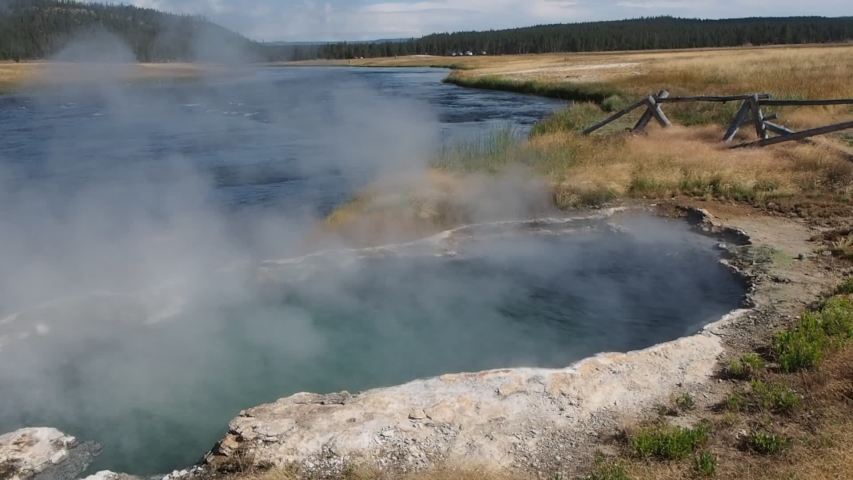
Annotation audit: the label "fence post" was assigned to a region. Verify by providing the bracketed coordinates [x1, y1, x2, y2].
[748, 94, 768, 140]
[634, 90, 669, 132]
[724, 100, 752, 142]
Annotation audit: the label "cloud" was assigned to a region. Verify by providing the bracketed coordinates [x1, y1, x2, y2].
[104, 0, 851, 42]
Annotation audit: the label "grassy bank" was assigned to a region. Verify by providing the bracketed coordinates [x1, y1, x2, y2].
[0, 61, 227, 93]
[442, 72, 622, 104]
[324, 45, 853, 242]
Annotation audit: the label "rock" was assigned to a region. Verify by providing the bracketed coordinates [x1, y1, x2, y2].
[408, 409, 427, 420]
[424, 403, 457, 425]
[0, 428, 100, 480]
[216, 434, 241, 457]
[80, 472, 123, 480]
[798, 253, 806, 261]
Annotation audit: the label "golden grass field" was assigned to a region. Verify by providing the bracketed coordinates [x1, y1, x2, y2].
[0, 61, 220, 92]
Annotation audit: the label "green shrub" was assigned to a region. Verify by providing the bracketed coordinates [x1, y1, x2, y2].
[600, 95, 631, 112]
[693, 451, 718, 477]
[773, 298, 853, 372]
[725, 392, 749, 413]
[819, 297, 853, 338]
[836, 277, 853, 295]
[632, 422, 710, 460]
[774, 312, 828, 372]
[746, 432, 791, 455]
[726, 353, 765, 379]
[750, 380, 803, 414]
[583, 456, 630, 480]
[675, 392, 696, 412]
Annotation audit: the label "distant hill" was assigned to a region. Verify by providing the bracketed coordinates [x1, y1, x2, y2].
[316, 16, 853, 59]
[0, 0, 262, 62]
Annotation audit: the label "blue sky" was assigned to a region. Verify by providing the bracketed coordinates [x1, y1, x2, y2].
[126, 0, 851, 42]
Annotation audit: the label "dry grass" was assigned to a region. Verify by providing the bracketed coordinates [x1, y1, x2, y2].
[319, 45, 853, 100]
[0, 61, 230, 92]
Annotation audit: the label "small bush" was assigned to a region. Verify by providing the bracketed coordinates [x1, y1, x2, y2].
[774, 312, 828, 372]
[835, 277, 853, 295]
[725, 392, 749, 413]
[632, 421, 710, 460]
[746, 432, 791, 456]
[726, 353, 765, 379]
[693, 451, 718, 477]
[584, 456, 630, 480]
[773, 298, 853, 372]
[819, 297, 853, 338]
[600, 95, 631, 112]
[750, 380, 803, 414]
[675, 392, 696, 412]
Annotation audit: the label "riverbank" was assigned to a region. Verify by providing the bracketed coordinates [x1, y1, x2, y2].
[0, 62, 241, 93]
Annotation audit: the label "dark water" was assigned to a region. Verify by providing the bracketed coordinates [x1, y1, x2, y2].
[0, 68, 743, 476]
[0, 67, 564, 217]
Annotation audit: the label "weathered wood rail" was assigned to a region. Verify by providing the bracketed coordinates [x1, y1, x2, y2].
[582, 91, 853, 148]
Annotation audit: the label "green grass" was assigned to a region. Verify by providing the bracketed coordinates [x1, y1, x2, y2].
[750, 380, 804, 414]
[836, 277, 853, 295]
[583, 456, 630, 480]
[443, 73, 626, 105]
[726, 353, 766, 379]
[724, 381, 802, 415]
[745, 432, 791, 456]
[725, 392, 749, 413]
[632, 421, 711, 460]
[530, 103, 608, 136]
[431, 126, 523, 173]
[773, 297, 853, 372]
[693, 451, 718, 477]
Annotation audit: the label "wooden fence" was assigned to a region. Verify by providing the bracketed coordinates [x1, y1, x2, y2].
[582, 90, 853, 148]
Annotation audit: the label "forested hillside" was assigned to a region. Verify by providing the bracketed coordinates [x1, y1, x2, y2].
[318, 16, 853, 59]
[0, 0, 265, 61]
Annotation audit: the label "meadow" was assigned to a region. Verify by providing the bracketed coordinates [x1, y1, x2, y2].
[0, 61, 218, 93]
[323, 44, 853, 239]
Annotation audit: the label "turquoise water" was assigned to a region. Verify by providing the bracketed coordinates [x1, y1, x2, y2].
[0, 217, 744, 475]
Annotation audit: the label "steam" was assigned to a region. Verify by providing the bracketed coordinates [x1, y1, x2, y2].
[0, 31, 743, 476]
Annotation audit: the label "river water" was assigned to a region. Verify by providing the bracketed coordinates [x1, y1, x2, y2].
[0, 67, 744, 476]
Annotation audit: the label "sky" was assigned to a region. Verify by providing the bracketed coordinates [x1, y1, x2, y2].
[123, 0, 851, 42]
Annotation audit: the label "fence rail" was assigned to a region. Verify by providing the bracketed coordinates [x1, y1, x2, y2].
[582, 90, 853, 148]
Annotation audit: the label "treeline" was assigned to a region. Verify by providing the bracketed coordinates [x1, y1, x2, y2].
[2, 3, 852, 63]
[317, 16, 853, 59]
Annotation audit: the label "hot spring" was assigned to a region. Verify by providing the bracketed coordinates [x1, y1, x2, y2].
[0, 214, 745, 475]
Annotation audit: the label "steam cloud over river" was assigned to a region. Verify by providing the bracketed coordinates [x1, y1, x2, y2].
[0, 66, 744, 476]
